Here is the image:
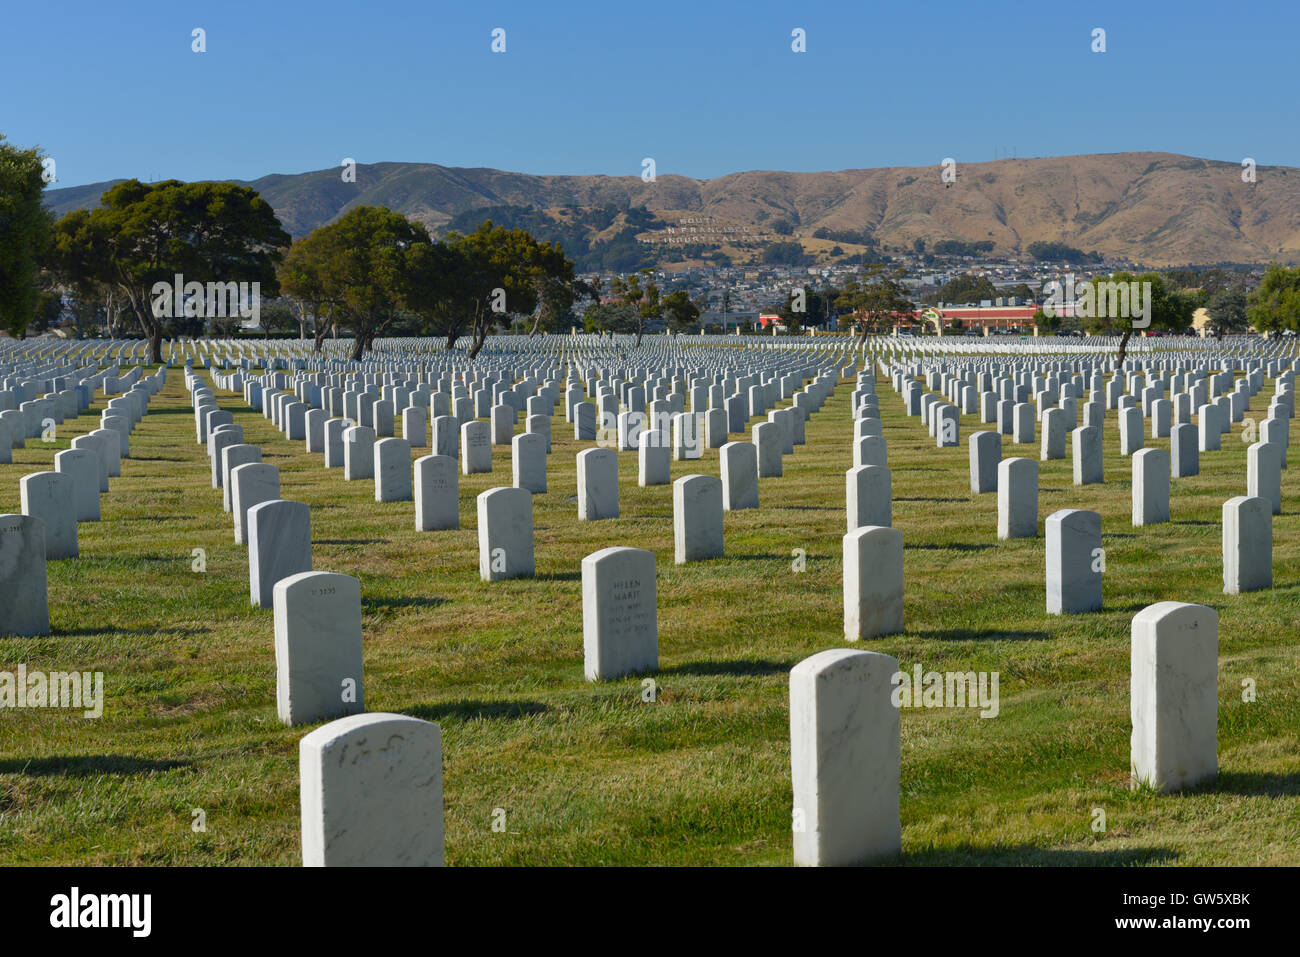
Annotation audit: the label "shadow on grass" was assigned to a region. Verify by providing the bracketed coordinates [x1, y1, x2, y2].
[56, 626, 211, 637]
[1104, 600, 1170, 613]
[535, 570, 583, 582]
[108, 515, 197, 523]
[662, 658, 792, 677]
[404, 699, 548, 722]
[900, 844, 1179, 866]
[364, 595, 449, 611]
[906, 543, 995, 552]
[0, 756, 191, 777]
[314, 538, 390, 546]
[127, 455, 184, 462]
[1205, 771, 1300, 797]
[1173, 520, 1217, 527]
[918, 627, 1052, 642]
[896, 496, 967, 503]
[73, 555, 187, 565]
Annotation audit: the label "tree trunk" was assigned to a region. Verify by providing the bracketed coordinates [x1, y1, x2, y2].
[105, 289, 120, 338]
[125, 298, 163, 362]
[1116, 328, 1133, 369]
[635, 319, 645, 348]
[466, 308, 490, 359]
[468, 321, 488, 360]
[349, 335, 365, 361]
[444, 318, 466, 353]
[313, 311, 331, 353]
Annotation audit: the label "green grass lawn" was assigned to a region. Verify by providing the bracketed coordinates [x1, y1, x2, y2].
[1, 361, 1296, 865]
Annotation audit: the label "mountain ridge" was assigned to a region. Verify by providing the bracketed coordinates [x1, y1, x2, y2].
[43, 152, 1300, 267]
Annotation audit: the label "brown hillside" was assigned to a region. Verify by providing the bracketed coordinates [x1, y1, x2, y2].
[44, 153, 1300, 265]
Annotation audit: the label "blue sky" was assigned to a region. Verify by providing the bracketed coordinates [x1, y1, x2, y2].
[3, 0, 1295, 189]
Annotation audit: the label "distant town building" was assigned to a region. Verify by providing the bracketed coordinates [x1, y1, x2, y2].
[701, 310, 759, 331]
[892, 303, 1041, 333]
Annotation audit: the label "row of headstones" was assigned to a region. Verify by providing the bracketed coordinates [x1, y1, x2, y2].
[878, 339, 1298, 363]
[877, 360, 1282, 598]
[843, 372, 893, 531]
[213, 365, 751, 438]
[200, 340, 1279, 392]
[220, 358, 828, 447]
[291, 592, 1223, 867]
[792, 599, 1221, 865]
[891, 360, 1293, 455]
[826, 382, 908, 638]
[188, 380, 298, 565]
[842, 369, 1278, 610]
[208, 351, 829, 385]
[193, 376, 383, 626]
[893, 352, 1295, 377]
[190, 376, 357, 732]
[0, 367, 148, 458]
[998, 496, 1272, 608]
[889, 354, 1286, 392]
[285, 519, 890, 865]
[974, 412, 1285, 510]
[200, 381, 845, 595]
[937, 359, 1297, 457]
[204, 357, 842, 532]
[199, 333, 851, 370]
[214, 358, 852, 601]
[206, 354, 1282, 623]
[199, 359, 900, 645]
[0, 368, 167, 637]
[246, 358, 849, 414]
[887, 357, 1292, 525]
[1, 357, 131, 394]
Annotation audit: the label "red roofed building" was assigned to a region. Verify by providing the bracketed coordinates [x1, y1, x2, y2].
[887, 304, 1039, 333]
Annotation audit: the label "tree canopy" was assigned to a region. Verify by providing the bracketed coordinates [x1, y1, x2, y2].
[835, 264, 915, 340]
[930, 273, 999, 305]
[288, 205, 428, 360]
[1246, 263, 1300, 333]
[1073, 271, 1200, 365]
[49, 179, 289, 361]
[0, 134, 53, 338]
